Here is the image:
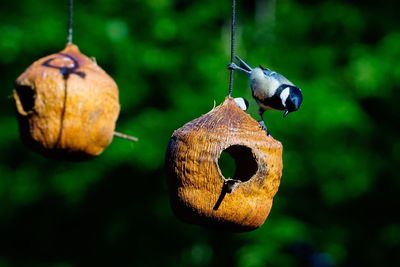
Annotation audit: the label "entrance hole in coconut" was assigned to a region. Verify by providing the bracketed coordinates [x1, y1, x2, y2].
[14, 85, 35, 115]
[218, 145, 258, 182]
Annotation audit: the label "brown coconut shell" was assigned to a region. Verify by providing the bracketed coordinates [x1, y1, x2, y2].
[13, 43, 120, 159]
[166, 97, 283, 231]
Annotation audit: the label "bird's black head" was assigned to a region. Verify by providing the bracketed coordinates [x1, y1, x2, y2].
[283, 86, 303, 117]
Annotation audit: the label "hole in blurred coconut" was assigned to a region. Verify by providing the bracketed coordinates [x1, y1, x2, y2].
[14, 85, 35, 115]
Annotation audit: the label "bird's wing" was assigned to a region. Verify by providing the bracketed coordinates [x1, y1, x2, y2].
[259, 64, 271, 71]
[263, 69, 294, 86]
[235, 56, 253, 71]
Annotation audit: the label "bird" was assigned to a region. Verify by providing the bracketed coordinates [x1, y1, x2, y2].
[228, 56, 303, 134]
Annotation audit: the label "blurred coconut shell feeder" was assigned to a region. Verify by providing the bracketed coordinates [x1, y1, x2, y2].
[13, 43, 124, 159]
[12, 0, 137, 159]
[166, 97, 283, 231]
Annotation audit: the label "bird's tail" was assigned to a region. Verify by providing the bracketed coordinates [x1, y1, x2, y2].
[235, 56, 253, 72]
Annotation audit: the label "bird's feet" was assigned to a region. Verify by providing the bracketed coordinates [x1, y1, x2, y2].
[228, 62, 251, 74]
[227, 62, 239, 70]
[258, 120, 271, 136]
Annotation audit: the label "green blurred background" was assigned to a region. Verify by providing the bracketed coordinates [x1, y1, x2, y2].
[1, 0, 399, 266]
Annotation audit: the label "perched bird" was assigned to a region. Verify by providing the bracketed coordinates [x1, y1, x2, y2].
[228, 56, 303, 133]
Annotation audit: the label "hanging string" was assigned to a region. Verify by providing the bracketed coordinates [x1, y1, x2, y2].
[228, 0, 237, 97]
[67, 0, 73, 44]
[64, 0, 139, 142]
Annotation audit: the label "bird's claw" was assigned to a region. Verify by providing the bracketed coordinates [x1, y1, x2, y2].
[258, 120, 271, 136]
[228, 62, 239, 70]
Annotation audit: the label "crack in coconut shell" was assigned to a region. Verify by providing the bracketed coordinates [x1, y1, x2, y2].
[13, 44, 120, 159]
[166, 97, 283, 231]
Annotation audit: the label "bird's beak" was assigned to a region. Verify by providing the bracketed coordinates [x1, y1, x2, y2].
[283, 110, 289, 117]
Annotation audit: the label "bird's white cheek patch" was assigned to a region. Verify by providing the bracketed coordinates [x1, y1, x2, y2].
[280, 87, 290, 107]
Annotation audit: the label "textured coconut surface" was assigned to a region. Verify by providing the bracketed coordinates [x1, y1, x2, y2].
[13, 44, 120, 159]
[166, 97, 283, 231]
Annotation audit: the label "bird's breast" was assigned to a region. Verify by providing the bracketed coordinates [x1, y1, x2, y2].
[250, 77, 280, 100]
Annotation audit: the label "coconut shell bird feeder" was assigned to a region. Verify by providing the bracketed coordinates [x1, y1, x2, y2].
[13, 43, 121, 159]
[165, 97, 283, 231]
[166, 0, 284, 231]
[12, 0, 137, 159]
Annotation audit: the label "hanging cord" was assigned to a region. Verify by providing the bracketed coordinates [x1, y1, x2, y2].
[67, 0, 73, 44]
[65, 0, 139, 142]
[228, 0, 237, 97]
